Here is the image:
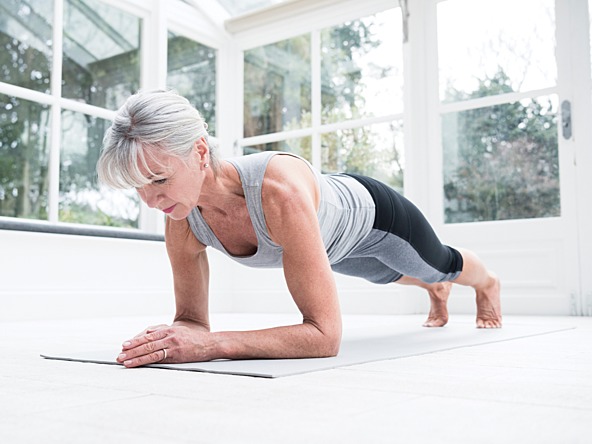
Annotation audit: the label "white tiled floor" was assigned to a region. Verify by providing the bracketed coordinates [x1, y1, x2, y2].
[1, 314, 591, 443]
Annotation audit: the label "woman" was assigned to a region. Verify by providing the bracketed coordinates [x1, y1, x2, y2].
[98, 90, 501, 368]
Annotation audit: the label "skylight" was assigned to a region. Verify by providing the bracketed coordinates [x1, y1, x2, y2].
[215, 0, 288, 16]
[182, 0, 289, 18]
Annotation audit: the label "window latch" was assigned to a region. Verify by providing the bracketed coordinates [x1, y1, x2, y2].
[561, 100, 572, 139]
[399, 0, 409, 43]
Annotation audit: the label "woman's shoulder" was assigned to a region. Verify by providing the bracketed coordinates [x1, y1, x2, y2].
[165, 216, 206, 254]
[228, 151, 308, 169]
[266, 153, 315, 182]
[263, 154, 320, 211]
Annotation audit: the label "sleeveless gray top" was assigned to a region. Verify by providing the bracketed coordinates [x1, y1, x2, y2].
[186, 151, 375, 268]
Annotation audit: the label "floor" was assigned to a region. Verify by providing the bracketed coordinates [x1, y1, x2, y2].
[1, 313, 591, 444]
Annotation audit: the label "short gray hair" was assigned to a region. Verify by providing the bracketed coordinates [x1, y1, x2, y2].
[97, 89, 217, 189]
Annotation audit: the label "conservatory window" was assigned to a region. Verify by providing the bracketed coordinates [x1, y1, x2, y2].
[241, 7, 405, 193]
[438, 0, 560, 223]
[0, 0, 218, 234]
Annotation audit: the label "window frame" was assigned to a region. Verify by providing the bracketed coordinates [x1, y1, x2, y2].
[233, 0, 403, 172]
[0, 0, 227, 238]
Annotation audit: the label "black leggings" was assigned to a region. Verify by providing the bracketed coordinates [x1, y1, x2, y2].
[330, 174, 464, 284]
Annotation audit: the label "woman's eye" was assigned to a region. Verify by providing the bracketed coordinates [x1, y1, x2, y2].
[153, 178, 167, 185]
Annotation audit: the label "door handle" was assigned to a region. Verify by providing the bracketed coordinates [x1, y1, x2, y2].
[561, 100, 572, 139]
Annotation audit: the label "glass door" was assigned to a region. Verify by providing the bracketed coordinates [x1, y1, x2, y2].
[428, 0, 584, 314]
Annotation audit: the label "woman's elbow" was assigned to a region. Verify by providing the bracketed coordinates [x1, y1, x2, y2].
[318, 328, 342, 357]
[323, 339, 341, 358]
[304, 318, 342, 357]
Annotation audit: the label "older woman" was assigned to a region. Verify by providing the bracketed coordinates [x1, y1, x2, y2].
[98, 90, 501, 368]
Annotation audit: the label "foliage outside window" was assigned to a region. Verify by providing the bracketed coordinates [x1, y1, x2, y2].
[321, 12, 402, 124]
[167, 32, 217, 137]
[60, 110, 139, 227]
[62, 0, 141, 110]
[244, 35, 311, 139]
[0, 94, 50, 219]
[438, 0, 559, 223]
[244, 137, 310, 158]
[0, 0, 53, 94]
[242, 8, 404, 192]
[322, 121, 404, 192]
[1, 0, 159, 229]
[442, 84, 559, 223]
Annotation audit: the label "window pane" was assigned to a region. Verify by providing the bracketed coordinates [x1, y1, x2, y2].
[60, 110, 139, 227]
[438, 0, 556, 102]
[0, 0, 53, 94]
[214, 0, 288, 17]
[321, 8, 403, 124]
[62, 0, 141, 110]
[243, 137, 312, 162]
[167, 32, 217, 136]
[0, 93, 51, 219]
[321, 121, 404, 193]
[244, 34, 311, 137]
[442, 96, 560, 223]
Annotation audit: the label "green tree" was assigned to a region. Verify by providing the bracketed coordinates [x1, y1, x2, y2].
[1, 1, 140, 227]
[443, 69, 559, 222]
[244, 34, 312, 142]
[242, 17, 403, 190]
[167, 33, 217, 136]
[0, 96, 51, 220]
[320, 20, 380, 120]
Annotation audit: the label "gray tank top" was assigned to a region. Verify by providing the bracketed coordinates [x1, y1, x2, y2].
[186, 151, 375, 267]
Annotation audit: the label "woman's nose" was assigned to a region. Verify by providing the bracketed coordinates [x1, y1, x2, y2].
[137, 186, 159, 208]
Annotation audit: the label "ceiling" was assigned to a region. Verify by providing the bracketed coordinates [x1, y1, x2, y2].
[182, 0, 289, 19]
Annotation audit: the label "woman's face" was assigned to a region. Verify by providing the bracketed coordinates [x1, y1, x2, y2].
[135, 144, 206, 220]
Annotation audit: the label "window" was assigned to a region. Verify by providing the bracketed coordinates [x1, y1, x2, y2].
[0, 0, 53, 94]
[438, 0, 560, 223]
[60, 110, 139, 227]
[0, 0, 142, 228]
[241, 7, 404, 192]
[61, 0, 141, 110]
[167, 31, 217, 136]
[0, 94, 50, 220]
[244, 34, 311, 142]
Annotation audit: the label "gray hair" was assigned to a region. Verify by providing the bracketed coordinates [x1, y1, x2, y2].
[97, 89, 218, 189]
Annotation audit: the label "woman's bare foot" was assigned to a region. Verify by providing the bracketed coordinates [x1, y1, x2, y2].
[475, 273, 502, 328]
[423, 281, 453, 327]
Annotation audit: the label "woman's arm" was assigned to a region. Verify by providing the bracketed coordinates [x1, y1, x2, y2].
[165, 216, 211, 331]
[117, 217, 213, 366]
[208, 155, 342, 359]
[118, 155, 342, 366]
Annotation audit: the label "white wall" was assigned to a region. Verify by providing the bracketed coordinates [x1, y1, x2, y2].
[214, 256, 426, 317]
[3, 0, 590, 321]
[0, 230, 173, 321]
[0, 228, 427, 321]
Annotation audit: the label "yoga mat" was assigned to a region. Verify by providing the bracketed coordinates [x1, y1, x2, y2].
[41, 321, 573, 378]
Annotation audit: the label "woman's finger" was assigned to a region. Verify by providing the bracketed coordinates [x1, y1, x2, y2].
[124, 328, 168, 349]
[121, 348, 167, 368]
[132, 324, 168, 339]
[117, 336, 169, 364]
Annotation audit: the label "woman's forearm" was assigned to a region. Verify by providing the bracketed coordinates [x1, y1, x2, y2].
[209, 321, 341, 360]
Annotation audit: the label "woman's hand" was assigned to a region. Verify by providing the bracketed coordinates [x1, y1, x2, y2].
[116, 322, 213, 368]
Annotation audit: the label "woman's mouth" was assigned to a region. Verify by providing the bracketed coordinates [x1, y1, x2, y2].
[162, 204, 176, 214]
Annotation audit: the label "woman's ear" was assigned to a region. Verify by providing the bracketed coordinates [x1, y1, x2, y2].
[194, 137, 209, 159]
[194, 137, 209, 169]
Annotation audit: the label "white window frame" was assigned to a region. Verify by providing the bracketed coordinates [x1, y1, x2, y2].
[227, 0, 402, 171]
[0, 0, 232, 237]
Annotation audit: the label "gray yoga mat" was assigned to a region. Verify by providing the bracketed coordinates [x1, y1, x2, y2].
[41, 321, 573, 378]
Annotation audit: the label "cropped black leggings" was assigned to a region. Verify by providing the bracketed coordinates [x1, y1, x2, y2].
[330, 174, 464, 284]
